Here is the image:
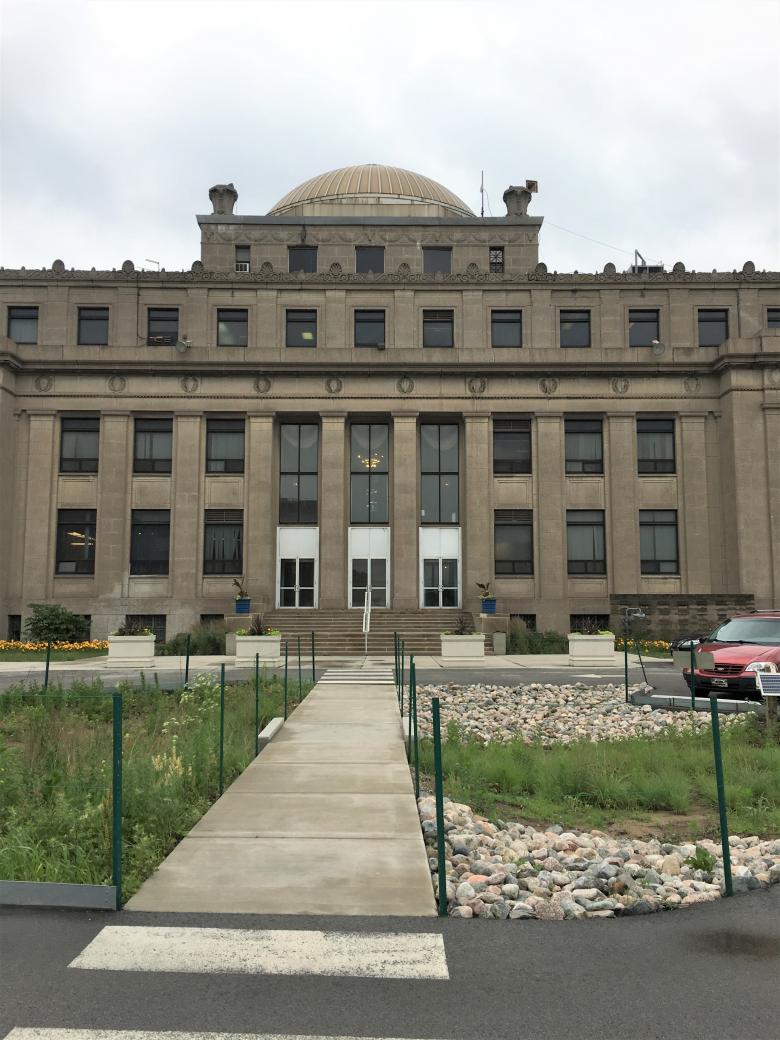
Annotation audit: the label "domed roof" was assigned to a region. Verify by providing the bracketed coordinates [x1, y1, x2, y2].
[270, 164, 474, 217]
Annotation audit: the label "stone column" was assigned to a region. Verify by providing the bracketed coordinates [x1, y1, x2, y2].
[319, 414, 347, 607]
[606, 414, 638, 592]
[392, 413, 419, 607]
[95, 412, 132, 609]
[246, 414, 276, 610]
[171, 415, 202, 610]
[21, 412, 58, 605]
[679, 413, 711, 592]
[535, 414, 566, 607]
[463, 414, 491, 610]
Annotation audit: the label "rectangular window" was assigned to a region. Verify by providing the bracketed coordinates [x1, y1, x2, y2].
[354, 309, 385, 347]
[570, 613, 611, 633]
[628, 308, 660, 347]
[768, 308, 780, 328]
[60, 416, 99, 473]
[565, 418, 603, 474]
[280, 423, 319, 523]
[8, 305, 39, 344]
[7, 615, 22, 641]
[55, 508, 96, 575]
[698, 308, 729, 347]
[493, 419, 531, 474]
[356, 246, 385, 274]
[350, 424, 389, 524]
[147, 307, 179, 346]
[200, 613, 225, 625]
[494, 509, 533, 575]
[489, 247, 504, 273]
[130, 509, 170, 575]
[217, 308, 248, 347]
[126, 614, 166, 642]
[420, 423, 459, 523]
[286, 309, 317, 347]
[78, 306, 109, 345]
[491, 309, 522, 348]
[637, 418, 675, 474]
[134, 417, 172, 474]
[423, 247, 452, 275]
[203, 509, 243, 575]
[206, 418, 245, 473]
[235, 245, 250, 272]
[288, 246, 317, 273]
[640, 509, 679, 574]
[423, 309, 454, 348]
[560, 309, 591, 348]
[567, 509, 606, 575]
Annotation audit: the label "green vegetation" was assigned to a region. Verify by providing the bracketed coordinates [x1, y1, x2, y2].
[507, 620, 568, 654]
[158, 620, 227, 656]
[419, 719, 780, 839]
[0, 648, 107, 662]
[0, 672, 311, 900]
[24, 603, 90, 642]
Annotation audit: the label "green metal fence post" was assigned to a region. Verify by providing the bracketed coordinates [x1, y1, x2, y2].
[111, 691, 123, 910]
[690, 643, 697, 711]
[709, 695, 733, 897]
[219, 662, 225, 795]
[400, 640, 405, 715]
[254, 652, 260, 757]
[394, 632, 399, 698]
[44, 639, 52, 691]
[407, 655, 414, 763]
[623, 629, 629, 704]
[297, 634, 302, 702]
[184, 633, 191, 686]
[284, 639, 289, 720]
[432, 696, 448, 918]
[311, 631, 316, 683]
[412, 659, 420, 799]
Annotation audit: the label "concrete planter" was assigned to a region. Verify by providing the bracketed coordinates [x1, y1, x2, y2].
[567, 632, 616, 667]
[440, 634, 485, 658]
[235, 634, 282, 665]
[107, 634, 155, 664]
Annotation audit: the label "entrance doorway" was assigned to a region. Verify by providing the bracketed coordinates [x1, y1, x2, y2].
[279, 557, 316, 607]
[348, 526, 390, 609]
[276, 526, 319, 608]
[422, 557, 459, 607]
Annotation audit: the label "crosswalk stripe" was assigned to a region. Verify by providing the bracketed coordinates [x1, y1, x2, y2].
[7, 1031, 448, 1040]
[68, 926, 449, 979]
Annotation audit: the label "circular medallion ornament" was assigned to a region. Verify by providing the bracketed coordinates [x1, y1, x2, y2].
[328, 262, 343, 276]
[397, 262, 411, 278]
[684, 375, 702, 394]
[34, 374, 53, 393]
[52, 259, 65, 274]
[254, 374, 272, 394]
[180, 375, 199, 393]
[467, 376, 487, 395]
[326, 375, 343, 395]
[108, 374, 126, 393]
[611, 376, 630, 395]
[539, 377, 558, 395]
[397, 375, 414, 395]
[466, 262, 480, 277]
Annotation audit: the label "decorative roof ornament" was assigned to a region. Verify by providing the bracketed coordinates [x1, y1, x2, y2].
[209, 183, 238, 215]
[503, 180, 538, 217]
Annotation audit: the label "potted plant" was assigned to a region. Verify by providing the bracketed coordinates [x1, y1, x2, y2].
[567, 620, 616, 666]
[440, 613, 486, 658]
[476, 581, 497, 615]
[108, 619, 156, 664]
[233, 577, 251, 615]
[234, 613, 283, 664]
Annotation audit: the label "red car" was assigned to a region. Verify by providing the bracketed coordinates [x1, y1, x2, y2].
[683, 611, 780, 699]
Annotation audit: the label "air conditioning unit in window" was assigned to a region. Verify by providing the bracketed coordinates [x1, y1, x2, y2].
[235, 262, 250, 273]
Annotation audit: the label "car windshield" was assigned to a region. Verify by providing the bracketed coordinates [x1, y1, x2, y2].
[708, 618, 780, 646]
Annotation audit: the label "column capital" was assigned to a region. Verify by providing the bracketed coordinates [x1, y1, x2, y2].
[321, 413, 347, 423]
[463, 413, 491, 423]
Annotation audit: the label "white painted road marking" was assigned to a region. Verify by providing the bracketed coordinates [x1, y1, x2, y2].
[7, 1032, 449, 1040]
[68, 926, 449, 979]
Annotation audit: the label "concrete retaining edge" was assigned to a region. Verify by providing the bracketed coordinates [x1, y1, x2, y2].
[0, 880, 117, 910]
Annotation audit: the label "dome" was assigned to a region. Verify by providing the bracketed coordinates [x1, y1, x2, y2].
[270, 164, 474, 217]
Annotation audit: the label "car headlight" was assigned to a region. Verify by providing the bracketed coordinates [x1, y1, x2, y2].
[745, 662, 779, 673]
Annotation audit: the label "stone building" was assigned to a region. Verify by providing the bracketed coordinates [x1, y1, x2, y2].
[1, 163, 779, 646]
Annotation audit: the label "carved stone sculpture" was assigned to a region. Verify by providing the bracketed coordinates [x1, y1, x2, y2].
[209, 183, 238, 215]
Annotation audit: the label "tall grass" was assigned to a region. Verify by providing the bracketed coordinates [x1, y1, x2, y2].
[0, 672, 310, 899]
[419, 719, 780, 838]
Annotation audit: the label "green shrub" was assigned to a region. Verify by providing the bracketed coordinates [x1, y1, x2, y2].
[508, 620, 567, 654]
[158, 620, 227, 656]
[24, 604, 89, 643]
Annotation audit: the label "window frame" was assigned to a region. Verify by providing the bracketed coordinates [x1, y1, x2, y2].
[422, 309, 454, 348]
[216, 307, 248, 347]
[559, 309, 591, 348]
[697, 307, 729, 347]
[129, 509, 170, 576]
[350, 423, 390, 525]
[133, 417, 173, 474]
[628, 308, 660, 348]
[491, 309, 523, 348]
[60, 416, 100, 474]
[7, 305, 39, 344]
[279, 422, 320, 524]
[354, 309, 386, 348]
[640, 509, 679, 575]
[126, 614, 166, 642]
[286, 308, 318, 348]
[637, 418, 676, 475]
[234, 244, 250, 273]
[494, 509, 534, 576]
[206, 417, 245, 474]
[288, 246, 318, 273]
[565, 418, 604, 475]
[566, 509, 606, 575]
[55, 508, 97, 575]
[355, 246, 385, 274]
[489, 247, 505, 273]
[77, 306, 109, 346]
[422, 247, 452, 275]
[492, 419, 531, 475]
[766, 307, 780, 328]
[203, 509, 244, 575]
[147, 307, 179, 346]
[420, 423, 459, 524]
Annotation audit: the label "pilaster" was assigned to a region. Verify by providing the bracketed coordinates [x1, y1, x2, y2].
[392, 413, 419, 607]
[246, 414, 276, 609]
[319, 414, 347, 607]
[463, 414, 491, 609]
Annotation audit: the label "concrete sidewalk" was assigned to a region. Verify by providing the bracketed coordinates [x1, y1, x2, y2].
[125, 674, 435, 916]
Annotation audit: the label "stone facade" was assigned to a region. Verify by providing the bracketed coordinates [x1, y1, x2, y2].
[1, 165, 779, 640]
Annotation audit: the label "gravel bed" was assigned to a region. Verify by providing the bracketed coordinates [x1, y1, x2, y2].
[419, 795, 780, 919]
[414, 681, 749, 746]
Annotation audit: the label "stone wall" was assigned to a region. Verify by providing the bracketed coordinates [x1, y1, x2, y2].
[610, 594, 756, 639]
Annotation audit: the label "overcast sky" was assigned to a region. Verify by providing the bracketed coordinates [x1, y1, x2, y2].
[1, 0, 778, 273]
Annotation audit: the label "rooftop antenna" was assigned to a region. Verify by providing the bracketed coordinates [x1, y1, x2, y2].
[145, 258, 160, 271]
[480, 171, 485, 218]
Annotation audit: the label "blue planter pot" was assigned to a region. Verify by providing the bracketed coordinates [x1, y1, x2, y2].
[235, 598, 251, 615]
[481, 598, 497, 615]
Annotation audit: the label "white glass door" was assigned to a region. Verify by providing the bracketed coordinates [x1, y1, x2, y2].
[348, 526, 390, 609]
[422, 558, 459, 607]
[279, 558, 315, 607]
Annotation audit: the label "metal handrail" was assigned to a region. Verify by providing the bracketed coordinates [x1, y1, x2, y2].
[362, 586, 371, 655]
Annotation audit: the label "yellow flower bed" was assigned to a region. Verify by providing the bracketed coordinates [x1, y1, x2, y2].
[0, 639, 109, 652]
[615, 637, 671, 654]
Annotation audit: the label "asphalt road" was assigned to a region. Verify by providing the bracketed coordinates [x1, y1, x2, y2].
[2, 892, 779, 1040]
